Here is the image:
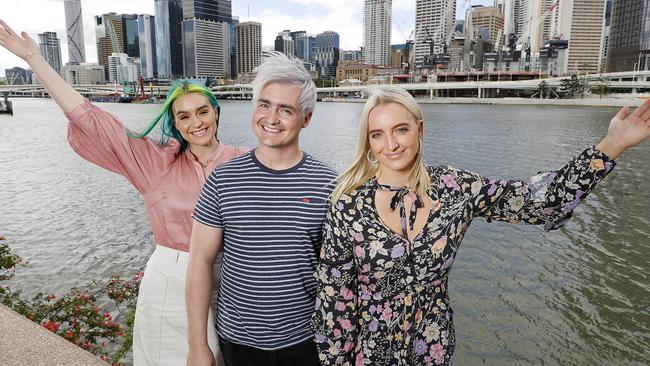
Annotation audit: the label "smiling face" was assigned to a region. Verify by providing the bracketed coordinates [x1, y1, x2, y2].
[367, 102, 423, 178]
[251, 82, 311, 151]
[172, 92, 218, 149]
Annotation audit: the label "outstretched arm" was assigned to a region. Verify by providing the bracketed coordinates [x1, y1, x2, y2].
[0, 19, 84, 112]
[596, 99, 650, 159]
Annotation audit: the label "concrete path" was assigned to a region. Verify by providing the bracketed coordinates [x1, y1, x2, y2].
[0, 304, 108, 365]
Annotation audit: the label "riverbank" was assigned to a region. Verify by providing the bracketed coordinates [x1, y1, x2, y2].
[0, 305, 107, 365]
[322, 96, 647, 107]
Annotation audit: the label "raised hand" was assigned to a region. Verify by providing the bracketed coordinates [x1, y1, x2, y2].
[0, 19, 40, 60]
[597, 99, 650, 159]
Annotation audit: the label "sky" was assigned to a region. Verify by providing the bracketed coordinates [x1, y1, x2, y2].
[0, 0, 493, 76]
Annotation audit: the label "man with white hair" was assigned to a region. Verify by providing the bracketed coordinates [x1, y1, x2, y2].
[186, 53, 337, 366]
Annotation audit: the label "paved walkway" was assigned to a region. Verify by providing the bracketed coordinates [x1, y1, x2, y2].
[0, 304, 107, 365]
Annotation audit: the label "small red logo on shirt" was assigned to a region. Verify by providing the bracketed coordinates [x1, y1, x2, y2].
[302, 198, 311, 203]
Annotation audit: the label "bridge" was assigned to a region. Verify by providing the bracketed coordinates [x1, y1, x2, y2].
[1, 70, 648, 100]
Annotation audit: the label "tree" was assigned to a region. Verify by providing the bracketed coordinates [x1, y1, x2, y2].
[591, 76, 610, 99]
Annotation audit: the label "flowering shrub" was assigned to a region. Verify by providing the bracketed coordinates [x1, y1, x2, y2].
[0, 238, 141, 365]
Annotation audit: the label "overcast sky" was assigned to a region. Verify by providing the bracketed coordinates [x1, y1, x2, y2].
[0, 0, 492, 76]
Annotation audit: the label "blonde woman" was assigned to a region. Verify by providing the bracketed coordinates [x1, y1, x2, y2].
[311, 87, 650, 365]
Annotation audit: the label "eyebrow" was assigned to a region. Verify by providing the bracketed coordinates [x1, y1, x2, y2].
[368, 122, 411, 134]
[257, 98, 297, 111]
[174, 104, 210, 115]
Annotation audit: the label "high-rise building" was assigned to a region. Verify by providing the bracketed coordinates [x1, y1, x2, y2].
[122, 14, 140, 58]
[63, 0, 86, 64]
[182, 0, 232, 23]
[600, 0, 612, 72]
[467, 6, 504, 48]
[275, 30, 295, 57]
[315, 31, 340, 78]
[183, 18, 230, 79]
[414, 0, 456, 68]
[550, 0, 606, 74]
[363, 0, 392, 66]
[606, 0, 650, 72]
[295, 33, 315, 63]
[138, 14, 157, 78]
[4, 67, 32, 85]
[38, 32, 62, 73]
[522, 0, 556, 53]
[61, 63, 106, 85]
[108, 52, 141, 83]
[95, 13, 124, 79]
[236, 21, 262, 75]
[155, 0, 184, 78]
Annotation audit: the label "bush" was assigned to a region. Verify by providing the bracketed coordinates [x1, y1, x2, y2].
[0, 238, 141, 366]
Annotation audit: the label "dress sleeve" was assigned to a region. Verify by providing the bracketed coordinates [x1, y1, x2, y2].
[445, 146, 616, 230]
[311, 200, 358, 366]
[66, 99, 176, 194]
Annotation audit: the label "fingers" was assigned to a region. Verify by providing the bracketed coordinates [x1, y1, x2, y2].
[615, 106, 630, 121]
[0, 19, 18, 37]
[630, 98, 650, 119]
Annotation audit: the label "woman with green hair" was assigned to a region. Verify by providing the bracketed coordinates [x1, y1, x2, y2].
[0, 20, 245, 365]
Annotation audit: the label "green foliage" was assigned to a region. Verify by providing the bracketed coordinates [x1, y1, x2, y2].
[591, 77, 611, 99]
[0, 240, 141, 366]
[560, 74, 587, 98]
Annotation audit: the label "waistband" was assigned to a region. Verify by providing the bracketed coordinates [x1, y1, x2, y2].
[147, 245, 223, 282]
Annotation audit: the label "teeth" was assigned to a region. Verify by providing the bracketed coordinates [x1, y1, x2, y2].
[191, 128, 207, 136]
[262, 125, 281, 133]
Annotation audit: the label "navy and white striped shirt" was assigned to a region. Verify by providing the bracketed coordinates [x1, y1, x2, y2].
[194, 150, 337, 350]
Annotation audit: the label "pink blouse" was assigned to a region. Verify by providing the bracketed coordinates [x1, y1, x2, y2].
[65, 100, 248, 252]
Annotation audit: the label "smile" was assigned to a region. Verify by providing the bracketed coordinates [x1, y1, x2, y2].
[190, 128, 208, 137]
[384, 151, 405, 160]
[261, 125, 282, 134]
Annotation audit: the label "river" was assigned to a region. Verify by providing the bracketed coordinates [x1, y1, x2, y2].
[0, 98, 648, 365]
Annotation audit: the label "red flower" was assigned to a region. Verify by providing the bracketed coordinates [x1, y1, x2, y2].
[48, 294, 56, 301]
[42, 320, 60, 333]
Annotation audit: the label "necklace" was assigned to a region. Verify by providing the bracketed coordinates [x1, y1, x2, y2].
[195, 140, 220, 168]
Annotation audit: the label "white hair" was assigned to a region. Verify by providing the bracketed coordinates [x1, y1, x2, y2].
[252, 51, 317, 117]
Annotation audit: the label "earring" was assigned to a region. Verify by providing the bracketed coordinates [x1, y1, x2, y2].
[367, 150, 378, 164]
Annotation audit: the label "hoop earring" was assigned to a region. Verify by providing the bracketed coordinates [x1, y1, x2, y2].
[367, 150, 378, 164]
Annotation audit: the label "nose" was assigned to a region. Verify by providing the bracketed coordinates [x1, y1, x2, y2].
[266, 108, 280, 124]
[387, 134, 399, 151]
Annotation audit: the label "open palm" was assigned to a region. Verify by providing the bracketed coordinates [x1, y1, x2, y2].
[0, 19, 40, 60]
[608, 99, 650, 150]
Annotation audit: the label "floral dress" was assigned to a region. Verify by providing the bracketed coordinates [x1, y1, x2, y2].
[311, 146, 615, 366]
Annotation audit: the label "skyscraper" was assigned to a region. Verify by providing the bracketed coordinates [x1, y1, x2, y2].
[467, 6, 504, 48]
[363, 0, 391, 66]
[182, 18, 230, 78]
[607, 0, 649, 72]
[236, 21, 262, 75]
[550, 0, 606, 74]
[138, 14, 157, 78]
[38, 32, 62, 73]
[414, 0, 456, 68]
[155, 0, 184, 78]
[182, 0, 232, 23]
[63, 0, 85, 64]
[122, 14, 140, 58]
[315, 31, 340, 78]
[275, 30, 295, 57]
[95, 13, 124, 79]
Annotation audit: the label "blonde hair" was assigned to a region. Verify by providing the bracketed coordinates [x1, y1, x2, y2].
[331, 86, 431, 202]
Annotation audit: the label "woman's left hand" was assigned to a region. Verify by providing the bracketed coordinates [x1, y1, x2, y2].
[597, 99, 650, 159]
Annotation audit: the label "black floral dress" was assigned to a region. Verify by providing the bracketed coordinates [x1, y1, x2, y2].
[311, 146, 615, 366]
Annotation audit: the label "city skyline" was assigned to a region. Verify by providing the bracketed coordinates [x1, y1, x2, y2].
[0, 0, 492, 76]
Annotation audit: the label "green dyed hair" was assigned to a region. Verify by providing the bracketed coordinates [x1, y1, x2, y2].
[129, 79, 220, 150]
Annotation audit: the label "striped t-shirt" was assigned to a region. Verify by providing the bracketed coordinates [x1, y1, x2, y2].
[193, 150, 338, 350]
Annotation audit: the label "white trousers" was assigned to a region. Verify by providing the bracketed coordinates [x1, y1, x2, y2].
[133, 245, 223, 366]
